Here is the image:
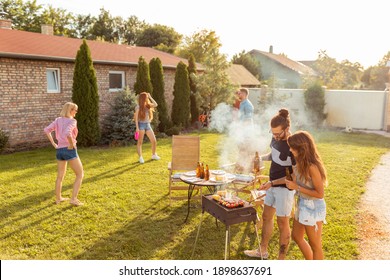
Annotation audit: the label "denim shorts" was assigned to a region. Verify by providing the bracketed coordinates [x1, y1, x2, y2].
[264, 187, 296, 217]
[295, 196, 327, 228]
[138, 122, 152, 131]
[56, 147, 78, 161]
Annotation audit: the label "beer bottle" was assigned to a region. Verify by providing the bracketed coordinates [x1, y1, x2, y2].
[196, 162, 201, 178]
[285, 167, 293, 181]
[205, 164, 210, 181]
[253, 151, 260, 174]
[200, 163, 205, 179]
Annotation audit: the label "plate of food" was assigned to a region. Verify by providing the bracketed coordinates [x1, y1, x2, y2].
[184, 171, 196, 177]
[209, 177, 225, 183]
[211, 170, 226, 175]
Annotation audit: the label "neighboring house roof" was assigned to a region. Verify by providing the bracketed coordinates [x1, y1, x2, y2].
[0, 28, 200, 69]
[226, 64, 261, 87]
[250, 49, 317, 76]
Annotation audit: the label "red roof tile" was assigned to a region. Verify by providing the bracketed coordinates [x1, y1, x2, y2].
[0, 28, 199, 69]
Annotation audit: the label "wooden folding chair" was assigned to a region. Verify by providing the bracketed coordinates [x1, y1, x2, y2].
[168, 135, 202, 203]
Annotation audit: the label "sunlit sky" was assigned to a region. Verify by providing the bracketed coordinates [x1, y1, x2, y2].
[35, 0, 389, 68]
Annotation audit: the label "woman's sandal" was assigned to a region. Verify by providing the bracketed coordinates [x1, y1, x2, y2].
[70, 199, 84, 206]
[55, 197, 69, 204]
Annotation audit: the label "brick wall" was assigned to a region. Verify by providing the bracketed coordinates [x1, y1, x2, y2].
[0, 57, 176, 149]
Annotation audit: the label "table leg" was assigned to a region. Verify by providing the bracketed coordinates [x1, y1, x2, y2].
[184, 184, 195, 223]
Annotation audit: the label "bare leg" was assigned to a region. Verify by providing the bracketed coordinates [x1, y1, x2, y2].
[145, 129, 157, 155]
[305, 222, 324, 260]
[137, 130, 146, 157]
[55, 160, 67, 202]
[260, 205, 276, 254]
[276, 216, 291, 260]
[68, 157, 84, 204]
[292, 218, 313, 259]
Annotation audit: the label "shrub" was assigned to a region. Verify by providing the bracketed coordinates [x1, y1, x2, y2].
[171, 61, 190, 128]
[101, 90, 137, 146]
[72, 39, 100, 146]
[134, 56, 153, 95]
[149, 57, 170, 132]
[165, 126, 181, 136]
[0, 128, 9, 152]
[304, 82, 327, 127]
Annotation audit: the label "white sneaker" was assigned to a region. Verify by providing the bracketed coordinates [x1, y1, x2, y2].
[151, 154, 161, 160]
[139, 156, 144, 164]
[244, 249, 269, 259]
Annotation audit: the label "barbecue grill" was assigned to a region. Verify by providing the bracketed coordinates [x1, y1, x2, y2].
[191, 195, 260, 259]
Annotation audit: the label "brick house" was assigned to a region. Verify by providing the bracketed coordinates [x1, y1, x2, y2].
[0, 20, 199, 149]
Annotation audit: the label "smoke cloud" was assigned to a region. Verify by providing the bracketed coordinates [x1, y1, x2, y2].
[208, 99, 311, 174]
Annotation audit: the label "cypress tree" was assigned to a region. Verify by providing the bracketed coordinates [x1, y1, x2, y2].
[171, 61, 190, 128]
[134, 56, 153, 95]
[72, 39, 100, 146]
[149, 57, 170, 132]
[188, 54, 199, 124]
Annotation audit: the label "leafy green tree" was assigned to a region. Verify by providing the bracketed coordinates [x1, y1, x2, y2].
[361, 51, 390, 90]
[134, 56, 153, 95]
[304, 82, 327, 127]
[136, 24, 182, 54]
[188, 54, 200, 124]
[122, 15, 148, 45]
[72, 14, 95, 39]
[232, 50, 262, 80]
[176, 29, 221, 63]
[196, 48, 235, 113]
[89, 8, 117, 42]
[2, 0, 43, 32]
[72, 40, 100, 146]
[101, 89, 137, 145]
[171, 61, 191, 128]
[149, 57, 170, 132]
[312, 50, 363, 89]
[40, 5, 76, 37]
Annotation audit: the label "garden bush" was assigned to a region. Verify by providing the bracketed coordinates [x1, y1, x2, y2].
[0, 128, 9, 152]
[101, 90, 137, 146]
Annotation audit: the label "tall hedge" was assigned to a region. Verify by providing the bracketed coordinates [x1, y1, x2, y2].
[304, 82, 327, 127]
[171, 61, 190, 128]
[134, 56, 153, 95]
[188, 54, 199, 124]
[149, 57, 170, 132]
[72, 39, 100, 146]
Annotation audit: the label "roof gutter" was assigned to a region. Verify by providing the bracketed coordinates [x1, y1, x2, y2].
[0, 52, 179, 69]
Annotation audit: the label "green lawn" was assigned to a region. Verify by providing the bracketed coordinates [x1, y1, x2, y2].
[0, 131, 389, 260]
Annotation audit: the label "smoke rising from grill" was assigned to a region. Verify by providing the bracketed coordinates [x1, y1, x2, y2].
[208, 102, 308, 173]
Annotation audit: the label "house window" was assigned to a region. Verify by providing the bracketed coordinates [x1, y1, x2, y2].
[109, 71, 125, 92]
[46, 68, 60, 93]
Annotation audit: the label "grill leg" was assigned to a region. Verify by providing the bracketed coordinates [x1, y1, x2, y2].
[254, 221, 263, 260]
[224, 226, 230, 260]
[191, 212, 204, 259]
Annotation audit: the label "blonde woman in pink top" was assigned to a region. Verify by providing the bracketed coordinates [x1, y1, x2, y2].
[44, 102, 84, 206]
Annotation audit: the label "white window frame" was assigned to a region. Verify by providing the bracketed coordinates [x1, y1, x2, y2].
[109, 71, 125, 92]
[46, 68, 61, 93]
